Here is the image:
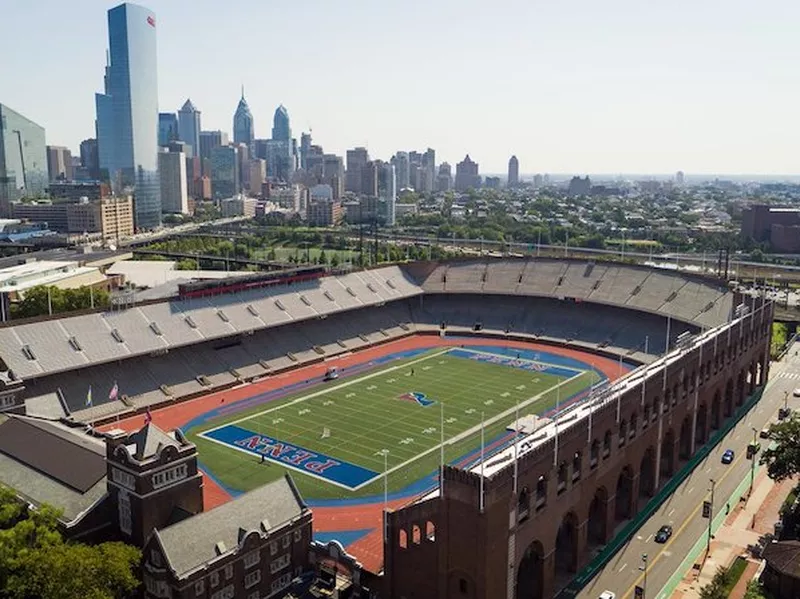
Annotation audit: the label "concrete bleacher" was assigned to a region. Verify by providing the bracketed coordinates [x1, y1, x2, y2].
[6, 258, 736, 422]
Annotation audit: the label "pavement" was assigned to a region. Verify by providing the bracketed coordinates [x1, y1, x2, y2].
[577, 341, 800, 599]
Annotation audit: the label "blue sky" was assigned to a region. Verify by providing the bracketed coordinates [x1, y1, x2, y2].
[3, 0, 799, 174]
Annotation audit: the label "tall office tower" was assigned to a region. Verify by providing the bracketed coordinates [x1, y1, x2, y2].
[158, 113, 178, 146]
[233, 88, 254, 147]
[422, 148, 436, 189]
[248, 159, 267, 196]
[361, 161, 379, 197]
[300, 132, 312, 170]
[346, 147, 369, 193]
[177, 99, 201, 158]
[0, 104, 47, 216]
[46, 146, 74, 182]
[436, 162, 453, 192]
[210, 145, 239, 200]
[199, 130, 227, 162]
[533, 174, 543, 188]
[382, 162, 397, 226]
[322, 154, 345, 200]
[391, 151, 410, 189]
[508, 155, 519, 187]
[79, 138, 100, 180]
[236, 143, 249, 194]
[95, 2, 161, 230]
[272, 105, 291, 141]
[454, 155, 481, 191]
[158, 147, 188, 214]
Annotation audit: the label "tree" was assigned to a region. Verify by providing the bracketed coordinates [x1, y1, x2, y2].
[760, 415, 800, 481]
[698, 566, 731, 599]
[743, 580, 768, 599]
[0, 486, 141, 599]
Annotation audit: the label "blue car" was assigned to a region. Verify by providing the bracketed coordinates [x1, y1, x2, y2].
[721, 449, 734, 464]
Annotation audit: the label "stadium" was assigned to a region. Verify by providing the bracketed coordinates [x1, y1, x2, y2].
[0, 257, 772, 598]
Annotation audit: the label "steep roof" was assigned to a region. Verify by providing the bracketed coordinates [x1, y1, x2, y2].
[155, 474, 307, 578]
[180, 98, 197, 112]
[763, 540, 800, 578]
[126, 423, 182, 460]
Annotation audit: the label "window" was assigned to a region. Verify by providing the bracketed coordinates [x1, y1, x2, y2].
[210, 571, 219, 588]
[295, 566, 303, 577]
[224, 564, 233, 580]
[270, 574, 292, 595]
[269, 553, 291, 574]
[210, 585, 234, 599]
[150, 550, 162, 567]
[152, 464, 189, 490]
[118, 492, 132, 535]
[294, 529, 302, 543]
[244, 570, 261, 589]
[269, 541, 277, 556]
[282, 534, 291, 549]
[195, 580, 205, 596]
[112, 468, 135, 491]
[144, 576, 170, 598]
[459, 578, 468, 594]
[244, 551, 260, 569]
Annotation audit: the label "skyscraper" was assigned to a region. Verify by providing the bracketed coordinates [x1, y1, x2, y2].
[0, 104, 47, 215]
[158, 147, 188, 214]
[0, 104, 47, 214]
[177, 99, 201, 158]
[210, 145, 239, 200]
[382, 163, 397, 226]
[454, 155, 481, 191]
[199, 130, 228, 162]
[95, 2, 161, 230]
[508, 155, 519, 187]
[300, 132, 312, 170]
[391, 152, 410, 190]
[233, 88, 254, 147]
[46, 146, 74, 182]
[272, 105, 291, 141]
[437, 162, 453, 192]
[158, 113, 178, 146]
[346, 147, 369, 193]
[79, 139, 100, 180]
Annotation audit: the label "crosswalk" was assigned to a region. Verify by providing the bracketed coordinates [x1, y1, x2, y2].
[777, 371, 800, 380]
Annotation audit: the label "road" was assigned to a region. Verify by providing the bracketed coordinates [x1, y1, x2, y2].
[578, 343, 800, 599]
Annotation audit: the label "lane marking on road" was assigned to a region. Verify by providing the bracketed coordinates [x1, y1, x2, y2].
[687, 486, 694, 494]
[619, 443, 753, 599]
[645, 534, 652, 543]
[619, 563, 627, 572]
[668, 509, 675, 517]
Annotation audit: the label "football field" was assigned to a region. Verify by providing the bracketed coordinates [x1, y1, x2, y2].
[191, 346, 600, 500]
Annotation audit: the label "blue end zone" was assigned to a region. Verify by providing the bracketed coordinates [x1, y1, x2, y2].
[446, 347, 582, 378]
[201, 424, 379, 490]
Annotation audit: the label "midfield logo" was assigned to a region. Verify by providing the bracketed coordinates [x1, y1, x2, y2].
[397, 391, 436, 407]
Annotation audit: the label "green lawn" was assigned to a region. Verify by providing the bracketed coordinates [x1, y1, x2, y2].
[189, 348, 596, 500]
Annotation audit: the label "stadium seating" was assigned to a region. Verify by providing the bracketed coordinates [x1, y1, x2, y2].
[5, 259, 736, 422]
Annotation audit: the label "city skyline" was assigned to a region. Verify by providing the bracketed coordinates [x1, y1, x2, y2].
[3, 0, 800, 174]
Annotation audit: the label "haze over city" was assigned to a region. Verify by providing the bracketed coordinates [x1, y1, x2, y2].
[3, 0, 800, 174]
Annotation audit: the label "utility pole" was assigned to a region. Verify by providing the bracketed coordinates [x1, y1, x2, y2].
[640, 553, 648, 599]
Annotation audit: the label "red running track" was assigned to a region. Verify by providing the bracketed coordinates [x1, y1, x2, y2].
[100, 335, 626, 572]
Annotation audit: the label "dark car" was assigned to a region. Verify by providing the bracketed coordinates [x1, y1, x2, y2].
[721, 449, 735, 464]
[655, 525, 673, 543]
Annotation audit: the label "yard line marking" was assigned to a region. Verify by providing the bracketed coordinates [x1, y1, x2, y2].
[200, 348, 451, 433]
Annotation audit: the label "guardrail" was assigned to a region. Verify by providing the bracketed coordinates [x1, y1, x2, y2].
[555, 385, 765, 598]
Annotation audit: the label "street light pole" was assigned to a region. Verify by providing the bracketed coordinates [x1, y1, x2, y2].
[707, 478, 716, 558]
[749, 427, 757, 499]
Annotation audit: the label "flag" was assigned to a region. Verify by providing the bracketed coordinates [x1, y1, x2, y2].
[144, 408, 152, 425]
[85, 385, 93, 407]
[109, 381, 119, 401]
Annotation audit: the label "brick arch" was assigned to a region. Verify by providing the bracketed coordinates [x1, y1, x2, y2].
[516, 540, 545, 599]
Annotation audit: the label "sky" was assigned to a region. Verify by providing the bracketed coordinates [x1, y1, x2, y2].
[2, 0, 800, 175]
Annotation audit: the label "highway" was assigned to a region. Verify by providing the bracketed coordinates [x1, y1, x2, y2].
[577, 343, 800, 599]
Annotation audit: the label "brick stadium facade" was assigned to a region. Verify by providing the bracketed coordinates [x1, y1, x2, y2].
[383, 303, 773, 599]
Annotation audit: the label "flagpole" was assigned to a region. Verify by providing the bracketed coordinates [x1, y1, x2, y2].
[479, 411, 485, 514]
[440, 401, 445, 499]
[513, 400, 520, 494]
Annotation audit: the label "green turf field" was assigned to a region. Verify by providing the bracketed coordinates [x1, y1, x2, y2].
[189, 348, 597, 500]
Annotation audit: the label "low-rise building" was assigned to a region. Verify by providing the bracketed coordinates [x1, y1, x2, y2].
[306, 200, 342, 227]
[220, 197, 257, 218]
[12, 197, 133, 239]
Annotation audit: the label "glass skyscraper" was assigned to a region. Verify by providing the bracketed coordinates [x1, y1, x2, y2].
[0, 103, 48, 216]
[177, 99, 201, 158]
[158, 112, 178, 146]
[271, 105, 291, 141]
[233, 90, 254, 148]
[95, 2, 161, 230]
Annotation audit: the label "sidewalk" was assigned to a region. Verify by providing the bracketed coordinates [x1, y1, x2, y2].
[671, 468, 795, 598]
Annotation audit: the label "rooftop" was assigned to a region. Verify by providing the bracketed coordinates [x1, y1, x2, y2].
[155, 474, 307, 578]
